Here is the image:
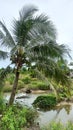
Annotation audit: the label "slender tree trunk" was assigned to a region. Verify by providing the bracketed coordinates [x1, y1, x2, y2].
[9, 68, 19, 105]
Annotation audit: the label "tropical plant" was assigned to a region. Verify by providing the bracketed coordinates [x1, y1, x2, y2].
[33, 95, 57, 110]
[0, 105, 38, 130]
[0, 5, 70, 105]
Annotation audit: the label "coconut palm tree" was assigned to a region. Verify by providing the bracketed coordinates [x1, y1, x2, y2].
[0, 5, 70, 105]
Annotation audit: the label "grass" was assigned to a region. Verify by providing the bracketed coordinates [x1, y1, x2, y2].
[41, 121, 73, 130]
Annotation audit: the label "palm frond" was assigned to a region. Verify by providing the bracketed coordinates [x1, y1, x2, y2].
[13, 7, 56, 46]
[12, 19, 34, 46]
[34, 58, 71, 86]
[0, 30, 6, 44]
[27, 18, 56, 42]
[27, 34, 71, 61]
[54, 66, 71, 86]
[0, 50, 8, 59]
[19, 5, 38, 21]
[33, 14, 57, 39]
[59, 44, 71, 58]
[33, 68, 57, 96]
[33, 14, 49, 25]
[0, 21, 15, 48]
[10, 45, 17, 55]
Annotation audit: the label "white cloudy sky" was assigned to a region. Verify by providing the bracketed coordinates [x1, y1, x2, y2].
[0, 0, 73, 67]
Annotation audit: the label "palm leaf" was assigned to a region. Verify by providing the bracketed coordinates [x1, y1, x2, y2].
[0, 21, 15, 48]
[33, 14, 57, 39]
[19, 5, 38, 20]
[0, 50, 8, 59]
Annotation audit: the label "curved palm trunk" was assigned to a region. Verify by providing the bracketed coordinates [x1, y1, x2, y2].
[9, 68, 20, 105]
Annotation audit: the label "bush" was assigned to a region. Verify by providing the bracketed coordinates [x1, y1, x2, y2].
[0, 106, 26, 130]
[25, 108, 38, 126]
[22, 76, 31, 84]
[29, 81, 50, 90]
[18, 80, 24, 89]
[29, 82, 39, 90]
[33, 95, 57, 110]
[0, 105, 38, 130]
[8, 74, 15, 85]
[37, 82, 50, 90]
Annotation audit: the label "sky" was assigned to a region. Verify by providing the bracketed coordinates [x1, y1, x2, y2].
[0, 0, 73, 68]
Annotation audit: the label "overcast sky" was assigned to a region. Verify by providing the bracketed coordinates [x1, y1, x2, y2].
[0, 0, 73, 68]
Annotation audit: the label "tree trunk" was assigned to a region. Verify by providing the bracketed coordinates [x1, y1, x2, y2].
[9, 69, 19, 105]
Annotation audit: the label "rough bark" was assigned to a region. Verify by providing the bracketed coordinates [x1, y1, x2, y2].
[9, 69, 19, 105]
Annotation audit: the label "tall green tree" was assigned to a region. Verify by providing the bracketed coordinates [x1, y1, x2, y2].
[0, 5, 70, 105]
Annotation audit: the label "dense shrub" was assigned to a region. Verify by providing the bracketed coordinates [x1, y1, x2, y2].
[0, 105, 38, 130]
[25, 108, 38, 126]
[33, 95, 57, 110]
[37, 82, 50, 90]
[22, 76, 31, 84]
[29, 81, 50, 90]
[0, 106, 26, 130]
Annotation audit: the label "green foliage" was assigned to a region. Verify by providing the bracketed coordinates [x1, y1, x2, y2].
[0, 106, 26, 130]
[66, 122, 73, 130]
[29, 83, 39, 90]
[56, 84, 71, 101]
[33, 95, 57, 110]
[21, 67, 27, 74]
[0, 5, 71, 105]
[0, 94, 6, 114]
[3, 86, 12, 92]
[24, 108, 38, 126]
[8, 74, 15, 85]
[36, 82, 50, 90]
[29, 81, 50, 90]
[18, 80, 24, 89]
[22, 76, 31, 84]
[0, 105, 38, 130]
[41, 122, 63, 130]
[0, 66, 12, 90]
[30, 70, 38, 78]
[41, 121, 73, 130]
